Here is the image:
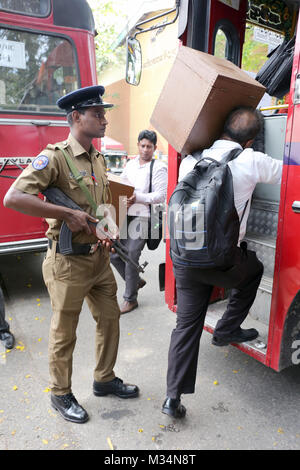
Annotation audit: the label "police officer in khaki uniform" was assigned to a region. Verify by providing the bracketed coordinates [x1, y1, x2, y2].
[4, 86, 139, 424]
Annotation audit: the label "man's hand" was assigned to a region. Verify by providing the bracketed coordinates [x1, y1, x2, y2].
[127, 194, 136, 207]
[63, 210, 98, 235]
[100, 239, 116, 253]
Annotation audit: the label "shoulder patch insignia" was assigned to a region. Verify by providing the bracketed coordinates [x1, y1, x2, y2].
[32, 155, 49, 170]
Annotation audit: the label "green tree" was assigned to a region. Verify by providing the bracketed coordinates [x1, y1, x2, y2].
[88, 0, 127, 73]
[242, 25, 269, 73]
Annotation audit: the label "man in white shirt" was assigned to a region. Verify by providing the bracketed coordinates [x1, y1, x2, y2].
[162, 106, 283, 419]
[110, 130, 167, 314]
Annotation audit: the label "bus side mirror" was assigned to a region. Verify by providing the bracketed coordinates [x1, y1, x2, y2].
[126, 36, 142, 86]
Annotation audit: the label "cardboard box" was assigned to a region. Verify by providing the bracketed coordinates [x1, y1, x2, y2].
[150, 46, 266, 155]
[107, 173, 134, 228]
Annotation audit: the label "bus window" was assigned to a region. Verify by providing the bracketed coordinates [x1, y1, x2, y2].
[242, 24, 284, 75]
[241, 23, 284, 109]
[0, 28, 79, 114]
[0, 0, 50, 17]
[212, 20, 240, 64]
[214, 29, 228, 59]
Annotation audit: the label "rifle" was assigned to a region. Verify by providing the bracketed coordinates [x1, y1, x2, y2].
[42, 187, 148, 273]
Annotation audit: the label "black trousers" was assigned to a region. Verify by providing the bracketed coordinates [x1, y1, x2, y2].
[166, 247, 264, 399]
[110, 216, 147, 302]
[0, 287, 9, 333]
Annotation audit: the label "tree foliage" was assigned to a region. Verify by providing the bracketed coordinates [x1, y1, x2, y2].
[242, 25, 269, 73]
[88, 0, 127, 73]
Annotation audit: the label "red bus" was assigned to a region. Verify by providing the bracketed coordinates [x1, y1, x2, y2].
[126, 0, 300, 372]
[0, 0, 98, 254]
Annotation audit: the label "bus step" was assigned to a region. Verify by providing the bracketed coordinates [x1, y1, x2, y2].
[249, 275, 273, 325]
[205, 300, 268, 359]
[244, 233, 276, 278]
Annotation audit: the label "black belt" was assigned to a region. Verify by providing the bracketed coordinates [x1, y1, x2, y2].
[48, 239, 99, 256]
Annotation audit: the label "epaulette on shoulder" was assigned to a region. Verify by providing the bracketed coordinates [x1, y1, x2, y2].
[46, 143, 56, 151]
[52, 140, 69, 150]
[44, 142, 69, 160]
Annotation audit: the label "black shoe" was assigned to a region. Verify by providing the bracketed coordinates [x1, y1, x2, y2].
[138, 278, 146, 289]
[51, 393, 89, 423]
[162, 397, 186, 419]
[93, 377, 139, 398]
[212, 328, 259, 347]
[120, 300, 138, 314]
[0, 331, 15, 350]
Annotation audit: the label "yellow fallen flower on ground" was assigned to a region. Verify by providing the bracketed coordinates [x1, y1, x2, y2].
[13, 385, 18, 391]
[107, 437, 114, 450]
[213, 380, 219, 385]
[43, 387, 51, 393]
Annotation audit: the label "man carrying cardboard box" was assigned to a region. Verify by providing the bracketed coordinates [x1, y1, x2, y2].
[162, 107, 283, 419]
[110, 130, 167, 314]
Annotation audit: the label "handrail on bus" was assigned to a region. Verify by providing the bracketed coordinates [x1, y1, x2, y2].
[259, 104, 289, 111]
[133, 0, 180, 39]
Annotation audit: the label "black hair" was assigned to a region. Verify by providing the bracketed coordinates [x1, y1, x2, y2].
[138, 129, 157, 146]
[66, 108, 86, 126]
[223, 106, 262, 144]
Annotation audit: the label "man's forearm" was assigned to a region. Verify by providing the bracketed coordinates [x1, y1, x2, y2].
[3, 187, 72, 220]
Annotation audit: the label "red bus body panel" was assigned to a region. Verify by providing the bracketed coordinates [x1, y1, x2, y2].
[0, 4, 98, 253]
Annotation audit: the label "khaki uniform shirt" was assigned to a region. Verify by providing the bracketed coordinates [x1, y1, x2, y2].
[12, 133, 109, 244]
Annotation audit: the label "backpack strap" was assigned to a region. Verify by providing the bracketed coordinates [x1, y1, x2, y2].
[191, 150, 203, 161]
[240, 199, 249, 223]
[221, 147, 248, 222]
[148, 159, 155, 215]
[148, 159, 155, 193]
[221, 147, 243, 164]
[192, 147, 242, 166]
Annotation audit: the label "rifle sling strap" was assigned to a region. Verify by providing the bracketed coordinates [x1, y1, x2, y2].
[57, 145, 99, 216]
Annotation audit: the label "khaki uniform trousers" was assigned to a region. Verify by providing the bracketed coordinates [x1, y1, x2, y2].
[42, 242, 120, 396]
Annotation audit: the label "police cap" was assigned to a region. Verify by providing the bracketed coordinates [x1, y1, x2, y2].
[56, 85, 113, 113]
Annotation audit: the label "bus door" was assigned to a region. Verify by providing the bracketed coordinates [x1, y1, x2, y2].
[163, 0, 300, 370]
[267, 15, 300, 371]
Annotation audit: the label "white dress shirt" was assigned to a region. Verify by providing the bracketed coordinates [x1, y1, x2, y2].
[178, 140, 283, 243]
[121, 156, 168, 217]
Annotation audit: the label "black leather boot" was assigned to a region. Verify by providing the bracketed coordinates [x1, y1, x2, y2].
[162, 397, 186, 418]
[0, 331, 15, 350]
[93, 377, 139, 398]
[51, 393, 89, 423]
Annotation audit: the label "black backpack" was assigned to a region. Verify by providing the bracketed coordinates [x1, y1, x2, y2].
[168, 148, 247, 269]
